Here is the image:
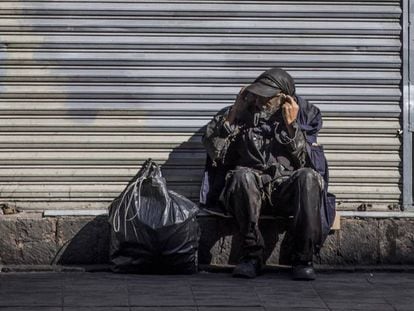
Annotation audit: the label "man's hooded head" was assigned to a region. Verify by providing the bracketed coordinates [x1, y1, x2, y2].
[246, 68, 296, 98]
[241, 68, 296, 126]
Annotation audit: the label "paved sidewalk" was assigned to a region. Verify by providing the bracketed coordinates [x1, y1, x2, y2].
[0, 270, 413, 310]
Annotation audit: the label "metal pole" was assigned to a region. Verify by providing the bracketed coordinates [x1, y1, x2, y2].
[403, 0, 413, 210]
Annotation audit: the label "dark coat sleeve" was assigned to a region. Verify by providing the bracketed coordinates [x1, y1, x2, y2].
[200, 107, 237, 208]
[296, 96, 336, 243]
[202, 106, 238, 165]
[274, 120, 307, 169]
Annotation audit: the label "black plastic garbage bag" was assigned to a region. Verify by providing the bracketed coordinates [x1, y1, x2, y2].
[108, 159, 200, 274]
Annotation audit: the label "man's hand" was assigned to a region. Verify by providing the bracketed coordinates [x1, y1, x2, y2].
[226, 86, 247, 124]
[281, 95, 299, 137]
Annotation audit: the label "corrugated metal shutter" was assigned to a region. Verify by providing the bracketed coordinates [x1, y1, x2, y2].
[0, 1, 402, 211]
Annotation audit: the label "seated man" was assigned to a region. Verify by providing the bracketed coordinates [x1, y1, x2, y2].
[201, 68, 335, 280]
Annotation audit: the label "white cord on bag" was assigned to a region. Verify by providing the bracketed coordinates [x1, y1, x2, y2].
[112, 176, 143, 234]
[111, 162, 170, 239]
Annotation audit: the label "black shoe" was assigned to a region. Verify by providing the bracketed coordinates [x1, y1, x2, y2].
[232, 259, 261, 279]
[292, 262, 316, 281]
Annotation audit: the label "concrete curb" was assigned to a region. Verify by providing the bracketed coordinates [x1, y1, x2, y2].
[2, 213, 414, 266]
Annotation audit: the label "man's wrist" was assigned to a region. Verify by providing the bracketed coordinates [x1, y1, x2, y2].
[286, 123, 296, 137]
[226, 108, 237, 124]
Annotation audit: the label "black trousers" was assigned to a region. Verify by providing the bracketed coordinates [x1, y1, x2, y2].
[220, 167, 323, 265]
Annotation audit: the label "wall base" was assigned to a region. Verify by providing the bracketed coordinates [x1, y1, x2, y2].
[1, 213, 414, 266]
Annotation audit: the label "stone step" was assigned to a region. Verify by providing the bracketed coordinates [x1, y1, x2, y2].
[1, 212, 413, 265]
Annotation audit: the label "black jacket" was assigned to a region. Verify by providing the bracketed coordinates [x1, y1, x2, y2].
[200, 95, 336, 244]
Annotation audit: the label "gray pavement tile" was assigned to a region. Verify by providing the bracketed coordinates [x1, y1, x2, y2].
[0, 275, 62, 282]
[63, 274, 129, 307]
[315, 280, 372, 288]
[63, 289, 129, 307]
[199, 307, 265, 311]
[366, 272, 414, 280]
[0, 276, 61, 283]
[317, 273, 372, 280]
[131, 308, 196, 311]
[256, 286, 316, 296]
[261, 297, 326, 309]
[125, 274, 189, 282]
[64, 281, 126, 291]
[0, 282, 62, 293]
[0, 292, 63, 307]
[316, 290, 388, 303]
[393, 305, 414, 311]
[255, 279, 313, 287]
[258, 290, 322, 300]
[322, 297, 389, 305]
[316, 283, 364, 290]
[382, 293, 414, 309]
[312, 281, 372, 290]
[368, 281, 414, 288]
[326, 302, 394, 310]
[128, 295, 195, 307]
[64, 308, 129, 311]
[256, 285, 326, 309]
[64, 275, 126, 287]
[128, 283, 195, 307]
[366, 276, 414, 288]
[2, 271, 414, 311]
[64, 274, 126, 286]
[0, 286, 62, 294]
[64, 274, 122, 281]
[0, 277, 62, 292]
[380, 290, 412, 300]
[190, 277, 254, 286]
[265, 308, 328, 311]
[0, 274, 63, 289]
[383, 293, 414, 302]
[128, 283, 191, 290]
[128, 279, 189, 287]
[192, 285, 261, 307]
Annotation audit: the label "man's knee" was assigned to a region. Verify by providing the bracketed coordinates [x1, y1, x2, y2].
[295, 168, 322, 190]
[221, 168, 262, 216]
[226, 168, 259, 191]
[291, 168, 323, 215]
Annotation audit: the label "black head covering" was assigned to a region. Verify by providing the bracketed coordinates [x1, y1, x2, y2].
[246, 68, 296, 97]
